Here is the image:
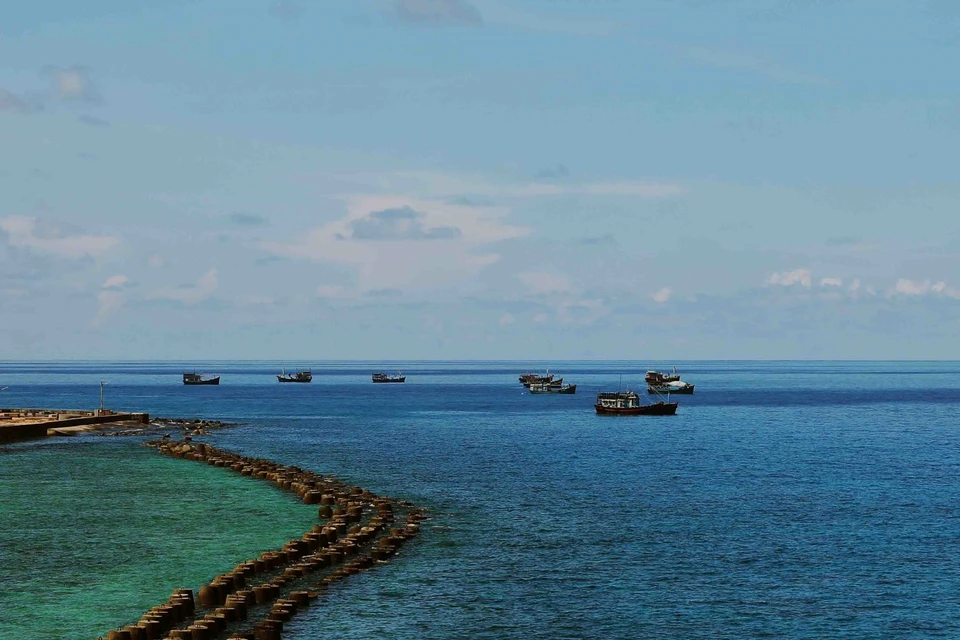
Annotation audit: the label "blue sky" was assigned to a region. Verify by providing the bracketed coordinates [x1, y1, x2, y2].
[2, 0, 960, 359]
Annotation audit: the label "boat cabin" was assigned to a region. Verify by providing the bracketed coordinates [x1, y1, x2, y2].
[595, 391, 640, 410]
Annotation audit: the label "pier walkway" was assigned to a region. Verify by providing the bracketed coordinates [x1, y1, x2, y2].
[0, 408, 150, 443]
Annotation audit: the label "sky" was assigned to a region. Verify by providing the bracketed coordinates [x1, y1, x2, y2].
[2, 0, 960, 360]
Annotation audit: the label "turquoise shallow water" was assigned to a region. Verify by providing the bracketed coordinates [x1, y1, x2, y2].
[3, 360, 960, 638]
[0, 440, 317, 639]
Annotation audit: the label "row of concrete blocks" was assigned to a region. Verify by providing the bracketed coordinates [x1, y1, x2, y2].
[97, 439, 425, 640]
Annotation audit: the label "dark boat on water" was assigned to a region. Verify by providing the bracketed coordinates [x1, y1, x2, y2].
[183, 372, 220, 386]
[646, 366, 694, 394]
[647, 381, 694, 395]
[530, 382, 577, 395]
[278, 368, 312, 383]
[534, 377, 563, 388]
[594, 391, 677, 415]
[372, 372, 406, 383]
[519, 371, 556, 387]
[645, 367, 682, 385]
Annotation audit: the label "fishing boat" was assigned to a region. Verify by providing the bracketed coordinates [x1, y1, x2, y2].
[519, 371, 554, 387]
[529, 382, 577, 394]
[594, 391, 678, 415]
[278, 368, 312, 383]
[533, 377, 563, 388]
[182, 372, 220, 386]
[647, 380, 694, 395]
[372, 372, 406, 383]
[645, 367, 682, 385]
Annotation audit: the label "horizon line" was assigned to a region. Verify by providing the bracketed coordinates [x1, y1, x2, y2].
[2, 358, 960, 363]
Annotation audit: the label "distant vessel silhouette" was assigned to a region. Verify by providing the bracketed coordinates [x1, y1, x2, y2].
[278, 368, 312, 383]
[372, 372, 405, 383]
[182, 372, 220, 386]
[595, 391, 677, 415]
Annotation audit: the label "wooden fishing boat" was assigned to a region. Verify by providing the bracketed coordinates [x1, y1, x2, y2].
[647, 381, 694, 395]
[183, 372, 220, 386]
[519, 371, 554, 387]
[372, 372, 406, 383]
[529, 382, 577, 395]
[645, 367, 682, 385]
[278, 368, 312, 383]
[594, 391, 677, 415]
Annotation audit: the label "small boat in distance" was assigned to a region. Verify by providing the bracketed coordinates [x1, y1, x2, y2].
[530, 382, 577, 394]
[372, 372, 406, 383]
[647, 380, 694, 395]
[594, 391, 678, 415]
[645, 367, 682, 385]
[519, 371, 556, 387]
[278, 368, 312, 383]
[183, 372, 220, 386]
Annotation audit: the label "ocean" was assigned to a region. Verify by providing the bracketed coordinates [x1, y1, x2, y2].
[2, 361, 960, 639]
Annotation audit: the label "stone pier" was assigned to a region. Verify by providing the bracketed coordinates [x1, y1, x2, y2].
[0, 408, 150, 443]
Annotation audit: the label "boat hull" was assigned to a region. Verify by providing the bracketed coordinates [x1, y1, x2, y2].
[594, 401, 678, 416]
[278, 376, 311, 383]
[372, 378, 406, 383]
[523, 378, 562, 388]
[183, 377, 220, 386]
[530, 384, 576, 395]
[647, 385, 694, 395]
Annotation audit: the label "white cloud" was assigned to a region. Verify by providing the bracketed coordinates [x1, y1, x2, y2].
[849, 278, 861, 292]
[43, 66, 99, 103]
[652, 287, 672, 303]
[767, 269, 811, 288]
[519, 271, 570, 295]
[894, 279, 932, 296]
[264, 195, 527, 292]
[93, 290, 123, 326]
[0, 216, 120, 258]
[147, 254, 165, 268]
[499, 313, 515, 327]
[532, 313, 549, 323]
[819, 277, 842, 287]
[102, 275, 129, 290]
[892, 279, 960, 299]
[150, 269, 218, 305]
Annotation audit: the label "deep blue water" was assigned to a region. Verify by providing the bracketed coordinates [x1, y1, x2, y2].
[3, 360, 960, 638]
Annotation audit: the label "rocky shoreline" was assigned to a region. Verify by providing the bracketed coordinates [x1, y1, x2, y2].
[96, 418, 235, 438]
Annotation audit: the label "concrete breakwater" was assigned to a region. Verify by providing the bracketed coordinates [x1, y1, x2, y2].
[0, 408, 150, 442]
[95, 439, 425, 640]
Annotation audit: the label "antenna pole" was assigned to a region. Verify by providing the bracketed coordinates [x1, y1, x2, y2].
[99, 380, 105, 413]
